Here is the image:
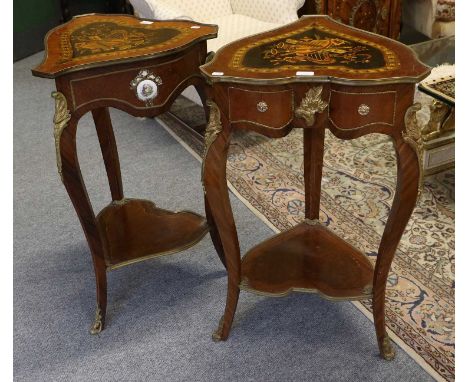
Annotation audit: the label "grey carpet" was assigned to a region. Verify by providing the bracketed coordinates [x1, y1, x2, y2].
[14, 52, 434, 382]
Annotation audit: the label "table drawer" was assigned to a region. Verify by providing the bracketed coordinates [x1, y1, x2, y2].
[328, 90, 396, 130]
[228, 87, 294, 129]
[69, 47, 201, 111]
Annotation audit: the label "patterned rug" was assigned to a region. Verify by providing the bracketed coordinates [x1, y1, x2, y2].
[159, 97, 455, 381]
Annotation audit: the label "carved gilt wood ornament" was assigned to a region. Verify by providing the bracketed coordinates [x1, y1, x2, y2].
[402, 103, 424, 197]
[421, 100, 454, 141]
[201, 100, 223, 183]
[51, 91, 71, 181]
[295, 86, 328, 126]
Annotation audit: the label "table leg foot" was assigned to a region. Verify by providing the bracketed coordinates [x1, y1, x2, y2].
[212, 281, 239, 341]
[380, 334, 396, 361]
[89, 305, 105, 335]
[211, 315, 224, 342]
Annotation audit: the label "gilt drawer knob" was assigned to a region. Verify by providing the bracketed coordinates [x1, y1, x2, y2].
[257, 101, 268, 113]
[358, 104, 370, 116]
[130, 69, 162, 106]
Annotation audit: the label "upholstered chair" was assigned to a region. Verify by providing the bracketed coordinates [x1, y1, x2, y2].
[129, 0, 305, 104]
[402, 0, 455, 38]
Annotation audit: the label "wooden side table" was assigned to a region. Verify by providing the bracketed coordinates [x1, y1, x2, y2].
[32, 14, 218, 334]
[200, 15, 429, 359]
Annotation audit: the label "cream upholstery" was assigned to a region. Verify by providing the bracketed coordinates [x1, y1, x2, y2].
[129, 0, 304, 52]
[230, 0, 304, 24]
[402, 0, 455, 38]
[129, 0, 304, 104]
[157, 0, 233, 22]
[205, 14, 278, 52]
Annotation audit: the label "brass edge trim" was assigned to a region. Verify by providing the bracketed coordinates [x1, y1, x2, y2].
[239, 280, 373, 301]
[200, 17, 430, 85]
[201, 73, 430, 86]
[94, 198, 209, 270]
[97, 197, 207, 222]
[107, 225, 210, 271]
[32, 14, 218, 79]
[201, 100, 223, 187]
[51, 91, 71, 182]
[295, 86, 328, 126]
[327, 90, 397, 131]
[328, 118, 392, 131]
[402, 103, 424, 198]
[230, 119, 293, 131]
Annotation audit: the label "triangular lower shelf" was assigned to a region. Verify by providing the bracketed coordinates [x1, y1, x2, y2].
[96, 198, 209, 270]
[240, 220, 374, 301]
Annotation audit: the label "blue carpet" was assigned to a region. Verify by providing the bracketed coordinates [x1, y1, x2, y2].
[14, 52, 434, 382]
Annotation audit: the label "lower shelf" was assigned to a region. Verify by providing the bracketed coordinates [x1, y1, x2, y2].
[96, 198, 209, 270]
[240, 220, 374, 300]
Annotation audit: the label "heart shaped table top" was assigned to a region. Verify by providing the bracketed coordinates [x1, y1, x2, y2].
[32, 14, 217, 78]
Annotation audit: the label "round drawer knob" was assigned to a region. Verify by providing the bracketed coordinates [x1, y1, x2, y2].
[257, 101, 268, 112]
[358, 104, 370, 116]
[130, 69, 163, 106]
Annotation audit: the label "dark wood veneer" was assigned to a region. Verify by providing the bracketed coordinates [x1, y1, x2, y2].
[201, 16, 428, 84]
[97, 199, 208, 269]
[241, 222, 374, 299]
[32, 14, 218, 334]
[201, 16, 429, 360]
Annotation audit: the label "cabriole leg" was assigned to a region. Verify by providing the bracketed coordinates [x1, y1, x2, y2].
[202, 100, 241, 341]
[373, 133, 420, 360]
[52, 92, 108, 334]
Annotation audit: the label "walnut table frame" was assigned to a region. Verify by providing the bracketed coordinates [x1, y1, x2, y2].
[200, 15, 430, 359]
[32, 14, 218, 334]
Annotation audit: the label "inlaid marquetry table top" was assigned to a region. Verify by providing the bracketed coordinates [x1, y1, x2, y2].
[201, 15, 429, 85]
[32, 14, 217, 78]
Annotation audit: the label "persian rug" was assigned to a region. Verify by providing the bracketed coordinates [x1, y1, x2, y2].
[158, 97, 455, 382]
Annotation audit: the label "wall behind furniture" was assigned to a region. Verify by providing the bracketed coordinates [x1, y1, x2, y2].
[13, 0, 132, 61]
[14, 0, 61, 61]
